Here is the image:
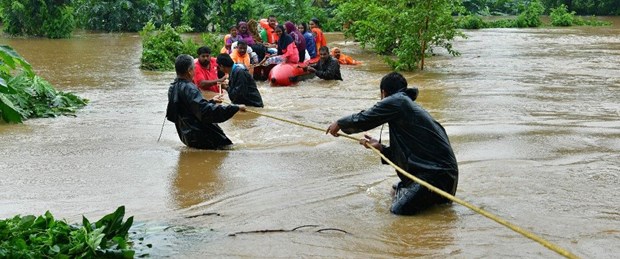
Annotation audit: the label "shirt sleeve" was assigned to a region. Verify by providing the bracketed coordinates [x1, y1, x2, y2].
[337, 96, 402, 134]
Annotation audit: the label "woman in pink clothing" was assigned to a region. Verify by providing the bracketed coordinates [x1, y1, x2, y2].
[261, 25, 299, 65]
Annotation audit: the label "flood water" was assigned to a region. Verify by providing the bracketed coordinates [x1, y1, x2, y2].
[1, 17, 619, 258]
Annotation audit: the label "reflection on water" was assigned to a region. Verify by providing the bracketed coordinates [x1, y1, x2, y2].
[172, 150, 229, 208]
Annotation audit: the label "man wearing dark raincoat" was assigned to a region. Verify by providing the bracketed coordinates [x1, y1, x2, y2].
[166, 54, 246, 149]
[216, 53, 264, 107]
[326, 72, 458, 215]
[306, 46, 342, 81]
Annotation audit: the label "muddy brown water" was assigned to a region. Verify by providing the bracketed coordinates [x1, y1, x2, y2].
[1, 18, 619, 258]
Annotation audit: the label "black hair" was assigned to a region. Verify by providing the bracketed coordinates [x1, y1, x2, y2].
[380, 72, 407, 95]
[310, 18, 321, 28]
[236, 40, 247, 47]
[319, 46, 329, 53]
[230, 25, 237, 31]
[276, 24, 285, 33]
[197, 46, 211, 55]
[216, 53, 234, 68]
[175, 54, 194, 75]
[300, 22, 309, 33]
[268, 15, 277, 20]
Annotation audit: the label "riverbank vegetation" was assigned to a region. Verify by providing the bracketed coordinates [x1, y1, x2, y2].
[0, 206, 139, 258]
[456, 0, 611, 29]
[0, 46, 87, 123]
[139, 22, 223, 71]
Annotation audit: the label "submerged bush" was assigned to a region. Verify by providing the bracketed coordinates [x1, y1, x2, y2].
[140, 22, 199, 71]
[0, 46, 87, 123]
[550, 4, 574, 26]
[0, 206, 136, 258]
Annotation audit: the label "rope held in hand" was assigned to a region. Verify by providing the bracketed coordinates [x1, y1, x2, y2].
[236, 105, 579, 259]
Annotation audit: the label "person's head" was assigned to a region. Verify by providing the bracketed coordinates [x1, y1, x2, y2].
[175, 54, 195, 79]
[298, 23, 308, 33]
[216, 53, 234, 74]
[229, 26, 238, 36]
[238, 21, 248, 34]
[309, 18, 320, 28]
[268, 15, 277, 29]
[197, 46, 212, 66]
[284, 21, 296, 34]
[380, 72, 408, 98]
[248, 19, 258, 34]
[236, 40, 248, 56]
[275, 24, 285, 37]
[319, 46, 330, 62]
[331, 47, 341, 59]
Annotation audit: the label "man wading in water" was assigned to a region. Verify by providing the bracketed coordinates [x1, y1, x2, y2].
[326, 72, 458, 215]
[166, 54, 246, 149]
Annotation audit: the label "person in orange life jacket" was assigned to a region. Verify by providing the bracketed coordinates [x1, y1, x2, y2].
[166, 54, 246, 150]
[260, 25, 299, 66]
[216, 54, 264, 107]
[331, 47, 362, 65]
[193, 46, 226, 94]
[326, 72, 458, 215]
[230, 40, 253, 74]
[309, 18, 327, 54]
[261, 15, 279, 47]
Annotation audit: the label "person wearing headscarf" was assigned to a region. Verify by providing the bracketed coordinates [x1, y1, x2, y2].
[331, 47, 362, 65]
[237, 21, 255, 46]
[284, 21, 306, 63]
[310, 18, 327, 54]
[261, 25, 299, 65]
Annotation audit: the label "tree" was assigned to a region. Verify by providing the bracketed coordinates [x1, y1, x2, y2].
[0, 0, 75, 38]
[336, 0, 463, 70]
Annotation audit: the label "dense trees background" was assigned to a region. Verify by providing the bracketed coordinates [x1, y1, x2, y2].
[1, 0, 616, 38]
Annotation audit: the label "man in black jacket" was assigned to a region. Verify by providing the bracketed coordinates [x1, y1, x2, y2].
[216, 53, 264, 107]
[306, 46, 342, 80]
[166, 54, 246, 149]
[326, 72, 458, 215]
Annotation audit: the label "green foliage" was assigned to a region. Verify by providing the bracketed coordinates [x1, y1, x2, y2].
[514, 0, 544, 27]
[73, 0, 160, 32]
[336, 0, 462, 71]
[0, 206, 136, 258]
[0, 0, 75, 38]
[464, 0, 619, 16]
[182, 0, 212, 32]
[456, 15, 487, 29]
[0, 45, 87, 123]
[541, 0, 620, 15]
[201, 33, 224, 54]
[550, 4, 574, 26]
[140, 22, 198, 71]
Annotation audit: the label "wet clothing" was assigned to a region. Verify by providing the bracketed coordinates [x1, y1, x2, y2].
[310, 57, 342, 80]
[337, 90, 458, 215]
[332, 47, 362, 65]
[193, 58, 219, 92]
[303, 31, 317, 58]
[285, 22, 306, 63]
[166, 78, 240, 149]
[227, 64, 264, 107]
[311, 28, 327, 53]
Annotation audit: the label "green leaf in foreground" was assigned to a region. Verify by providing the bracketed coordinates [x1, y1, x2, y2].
[0, 206, 139, 258]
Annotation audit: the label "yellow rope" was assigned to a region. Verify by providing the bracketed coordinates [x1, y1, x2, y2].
[232, 105, 580, 258]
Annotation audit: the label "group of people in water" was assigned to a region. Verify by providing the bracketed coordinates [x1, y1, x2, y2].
[165, 16, 458, 216]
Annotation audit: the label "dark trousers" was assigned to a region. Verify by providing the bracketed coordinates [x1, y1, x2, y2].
[390, 173, 457, 215]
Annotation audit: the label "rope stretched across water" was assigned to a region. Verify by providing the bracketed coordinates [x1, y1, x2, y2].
[239, 106, 579, 259]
